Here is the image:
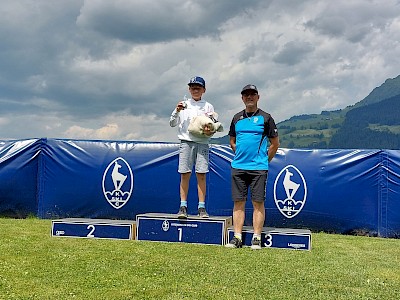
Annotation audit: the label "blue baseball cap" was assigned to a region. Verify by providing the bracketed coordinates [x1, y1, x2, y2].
[188, 76, 206, 88]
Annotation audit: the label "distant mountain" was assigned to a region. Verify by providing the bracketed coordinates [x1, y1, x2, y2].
[354, 75, 400, 107]
[212, 75, 400, 149]
[277, 75, 400, 149]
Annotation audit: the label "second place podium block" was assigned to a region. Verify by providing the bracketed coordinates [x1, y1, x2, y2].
[51, 218, 136, 240]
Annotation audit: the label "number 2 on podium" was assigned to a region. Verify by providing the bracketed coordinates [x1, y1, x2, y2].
[87, 225, 95, 238]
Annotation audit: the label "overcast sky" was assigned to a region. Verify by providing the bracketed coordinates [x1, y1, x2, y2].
[1, 0, 400, 142]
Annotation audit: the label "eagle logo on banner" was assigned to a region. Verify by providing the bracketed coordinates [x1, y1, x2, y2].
[273, 165, 307, 219]
[102, 157, 134, 209]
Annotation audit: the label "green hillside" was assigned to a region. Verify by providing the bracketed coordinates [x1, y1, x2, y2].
[213, 75, 400, 149]
[278, 75, 400, 149]
[329, 94, 400, 149]
[277, 110, 347, 148]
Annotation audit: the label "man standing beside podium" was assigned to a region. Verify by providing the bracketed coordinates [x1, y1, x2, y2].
[225, 84, 279, 250]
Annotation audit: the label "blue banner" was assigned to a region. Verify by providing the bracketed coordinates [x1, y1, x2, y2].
[0, 138, 399, 238]
[385, 150, 400, 237]
[0, 139, 40, 217]
[267, 149, 382, 235]
[37, 139, 180, 219]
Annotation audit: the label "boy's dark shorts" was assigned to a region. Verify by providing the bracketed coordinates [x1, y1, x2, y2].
[231, 168, 268, 202]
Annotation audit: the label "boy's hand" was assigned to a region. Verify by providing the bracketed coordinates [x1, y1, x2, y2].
[176, 101, 187, 112]
[203, 124, 214, 136]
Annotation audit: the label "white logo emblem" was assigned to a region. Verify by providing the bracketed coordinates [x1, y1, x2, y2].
[102, 157, 133, 209]
[274, 165, 307, 218]
[162, 220, 170, 232]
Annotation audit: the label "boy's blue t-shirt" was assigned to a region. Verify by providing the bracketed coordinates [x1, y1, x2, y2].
[229, 109, 278, 170]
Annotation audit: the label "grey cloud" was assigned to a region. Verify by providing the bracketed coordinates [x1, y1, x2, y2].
[76, 0, 269, 44]
[0, 0, 399, 141]
[273, 41, 314, 66]
[305, 17, 347, 38]
[304, 1, 400, 43]
[238, 45, 257, 63]
[1, 0, 271, 123]
[0, 1, 84, 107]
[304, 16, 373, 43]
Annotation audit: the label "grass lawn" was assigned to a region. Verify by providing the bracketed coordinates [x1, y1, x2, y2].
[1, 218, 399, 299]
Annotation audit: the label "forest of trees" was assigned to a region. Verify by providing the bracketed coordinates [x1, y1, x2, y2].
[329, 94, 400, 149]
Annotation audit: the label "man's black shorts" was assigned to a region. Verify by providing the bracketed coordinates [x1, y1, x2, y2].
[231, 168, 268, 202]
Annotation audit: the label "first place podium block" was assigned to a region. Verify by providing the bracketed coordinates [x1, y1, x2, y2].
[227, 226, 311, 250]
[136, 213, 232, 246]
[51, 218, 136, 240]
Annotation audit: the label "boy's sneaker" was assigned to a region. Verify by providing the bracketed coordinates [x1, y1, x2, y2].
[177, 206, 188, 219]
[198, 207, 209, 218]
[251, 237, 262, 250]
[225, 236, 243, 248]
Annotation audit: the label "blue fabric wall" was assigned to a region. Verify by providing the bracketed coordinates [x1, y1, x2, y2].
[0, 138, 399, 237]
[0, 139, 40, 217]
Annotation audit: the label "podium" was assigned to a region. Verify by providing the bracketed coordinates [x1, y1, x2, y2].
[136, 213, 232, 245]
[227, 226, 311, 250]
[51, 218, 136, 240]
[50, 216, 311, 250]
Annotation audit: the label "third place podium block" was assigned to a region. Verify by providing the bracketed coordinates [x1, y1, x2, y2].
[136, 213, 232, 246]
[227, 226, 312, 250]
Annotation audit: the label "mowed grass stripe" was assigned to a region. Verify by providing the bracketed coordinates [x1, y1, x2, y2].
[0, 218, 399, 299]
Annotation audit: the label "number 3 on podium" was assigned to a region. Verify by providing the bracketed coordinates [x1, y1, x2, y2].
[264, 234, 272, 247]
